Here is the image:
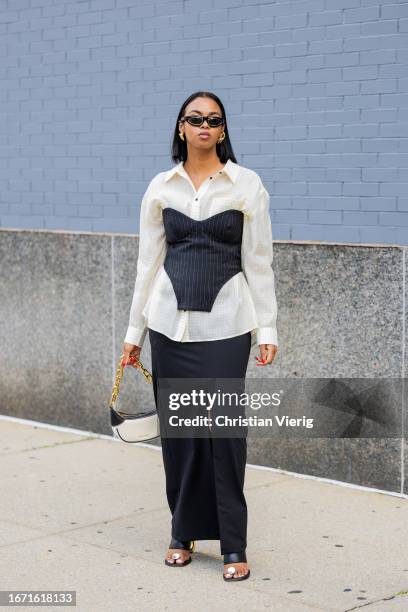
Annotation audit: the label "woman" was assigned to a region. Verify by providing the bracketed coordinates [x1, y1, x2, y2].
[122, 91, 278, 582]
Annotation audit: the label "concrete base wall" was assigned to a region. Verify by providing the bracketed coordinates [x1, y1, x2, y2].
[1, 228, 406, 494]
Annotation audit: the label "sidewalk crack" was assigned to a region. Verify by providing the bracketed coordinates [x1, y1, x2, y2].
[344, 588, 408, 610]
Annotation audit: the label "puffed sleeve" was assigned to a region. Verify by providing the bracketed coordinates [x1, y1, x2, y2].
[241, 180, 278, 347]
[124, 179, 167, 348]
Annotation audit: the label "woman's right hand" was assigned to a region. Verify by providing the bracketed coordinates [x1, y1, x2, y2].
[122, 343, 142, 368]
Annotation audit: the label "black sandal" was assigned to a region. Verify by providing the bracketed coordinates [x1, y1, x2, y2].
[223, 551, 250, 581]
[164, 537, 195, 567]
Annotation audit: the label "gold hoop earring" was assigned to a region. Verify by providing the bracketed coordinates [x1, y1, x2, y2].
[179, 131, 185, 141]
[217, 132, 226, 144]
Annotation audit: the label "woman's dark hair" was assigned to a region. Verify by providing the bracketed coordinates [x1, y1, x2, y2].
[171, 91, 237, 164]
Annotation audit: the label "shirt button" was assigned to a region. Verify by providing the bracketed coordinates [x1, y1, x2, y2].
[195, 198, 198, 201]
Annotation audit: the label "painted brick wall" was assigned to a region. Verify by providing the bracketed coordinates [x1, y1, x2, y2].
[1, 0, 407, 244]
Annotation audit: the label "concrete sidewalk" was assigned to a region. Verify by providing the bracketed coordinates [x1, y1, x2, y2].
[1, 418, 408, 612]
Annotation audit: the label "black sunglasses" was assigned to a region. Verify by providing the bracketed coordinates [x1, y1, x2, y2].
[181, 115, 225, 128]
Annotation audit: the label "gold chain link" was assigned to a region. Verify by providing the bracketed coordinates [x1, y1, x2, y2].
[109, 354, 153, 409]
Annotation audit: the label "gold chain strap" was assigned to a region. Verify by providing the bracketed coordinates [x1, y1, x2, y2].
[109, 354, 153, 409]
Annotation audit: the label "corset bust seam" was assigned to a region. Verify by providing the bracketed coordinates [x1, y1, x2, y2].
[162, 206, 244, 222]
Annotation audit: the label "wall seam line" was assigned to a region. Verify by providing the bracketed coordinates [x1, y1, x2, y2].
[401, 247, 405, 496]
[111, 235, 116, 384]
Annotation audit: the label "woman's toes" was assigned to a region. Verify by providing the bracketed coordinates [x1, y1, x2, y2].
[224, 562, 250, 579]
[224, 563, 248, 578]
[166, 549, 178, 563]
[167, 549, 190, 564]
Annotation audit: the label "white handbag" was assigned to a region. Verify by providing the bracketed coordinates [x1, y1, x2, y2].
[109, 354, 160, 443]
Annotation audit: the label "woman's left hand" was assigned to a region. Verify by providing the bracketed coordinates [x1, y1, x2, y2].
[255, 343, 278, 365]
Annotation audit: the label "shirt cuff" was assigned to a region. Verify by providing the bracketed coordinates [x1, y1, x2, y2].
[124, 325, 148, 348]
[256, 327, 278, 347]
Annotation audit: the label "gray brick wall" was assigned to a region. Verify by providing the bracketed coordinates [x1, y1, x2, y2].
[1, 0, 407, 244]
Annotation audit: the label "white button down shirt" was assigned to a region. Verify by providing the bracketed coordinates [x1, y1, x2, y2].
[124, 159, 278, 349]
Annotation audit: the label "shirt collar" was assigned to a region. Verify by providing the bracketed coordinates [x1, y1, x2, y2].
[164, 158, 240, 184]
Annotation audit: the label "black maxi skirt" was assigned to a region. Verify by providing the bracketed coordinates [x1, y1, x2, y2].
[148, 327, 252, 556]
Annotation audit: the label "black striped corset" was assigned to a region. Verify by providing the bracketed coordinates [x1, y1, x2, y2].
[162, 207, 244, 312]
